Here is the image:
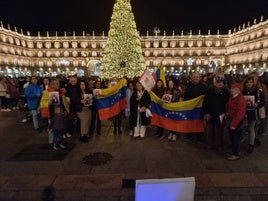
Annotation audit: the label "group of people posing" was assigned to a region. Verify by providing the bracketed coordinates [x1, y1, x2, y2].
[2, 71, 267, 160]
[153, 71, 268, 161]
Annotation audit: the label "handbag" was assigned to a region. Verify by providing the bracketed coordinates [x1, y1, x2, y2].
[259, 106, 265, 119]
[257, 90, 266, 119]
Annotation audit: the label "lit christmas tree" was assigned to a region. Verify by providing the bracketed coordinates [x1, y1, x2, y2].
[100, 0, 146, 79]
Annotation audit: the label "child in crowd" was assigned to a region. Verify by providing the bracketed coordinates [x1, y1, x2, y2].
[49, 106, 67, 150]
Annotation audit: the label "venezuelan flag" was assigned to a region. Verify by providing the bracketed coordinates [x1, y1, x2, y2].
[96, 78, 127, 120]
[150, 92, 205, 133]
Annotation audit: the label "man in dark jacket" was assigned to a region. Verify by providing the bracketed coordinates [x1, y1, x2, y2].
[65, 75, 81, 134]
[184, 72, 207, 141]
[203, 75, 230, 152]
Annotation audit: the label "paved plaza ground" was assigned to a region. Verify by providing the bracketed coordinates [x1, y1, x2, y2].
[1, 109, 268, 201]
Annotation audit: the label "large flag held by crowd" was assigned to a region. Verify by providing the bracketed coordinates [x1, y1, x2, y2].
[150, 92, 205, 133]
[95, 78, 127, 120]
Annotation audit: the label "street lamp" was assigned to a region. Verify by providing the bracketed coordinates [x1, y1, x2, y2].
[187, 57, 194, 74]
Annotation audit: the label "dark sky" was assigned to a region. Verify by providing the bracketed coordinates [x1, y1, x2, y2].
[0, 0, 267, 36]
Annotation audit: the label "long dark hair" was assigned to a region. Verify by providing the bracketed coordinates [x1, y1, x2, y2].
[79, 80, 89, 93]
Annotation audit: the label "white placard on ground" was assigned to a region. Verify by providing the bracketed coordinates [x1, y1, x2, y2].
[135, 177, 195, 201]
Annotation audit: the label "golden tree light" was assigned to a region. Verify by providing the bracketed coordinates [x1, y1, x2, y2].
[100, 0, 146, 79]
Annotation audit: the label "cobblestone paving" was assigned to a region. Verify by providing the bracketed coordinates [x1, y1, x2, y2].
[1, 110, 268, 200]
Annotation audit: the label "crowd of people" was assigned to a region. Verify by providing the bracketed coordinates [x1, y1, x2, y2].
[0, 71, 268, 160]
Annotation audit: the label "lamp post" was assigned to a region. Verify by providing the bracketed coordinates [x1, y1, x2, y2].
[207, 51, 212, 73]
[187, 57, 194, 74]
[60, 59, 69, 76]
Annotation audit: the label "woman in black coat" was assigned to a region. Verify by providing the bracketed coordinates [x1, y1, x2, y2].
[130, 81, 151, 138]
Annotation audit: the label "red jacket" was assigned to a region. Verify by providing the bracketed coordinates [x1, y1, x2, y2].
[226, 93, 246, 128]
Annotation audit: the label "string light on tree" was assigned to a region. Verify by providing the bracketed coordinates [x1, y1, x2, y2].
[100, 0, 146, 79]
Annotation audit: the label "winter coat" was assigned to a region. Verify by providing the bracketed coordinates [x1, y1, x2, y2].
[66, 83, 82, 112]
[202, 86, 230, 124]
[129, 90, 151, 127]
[184, 82, 207, 100]
[7, 83, 20, 99]
[24, 83, 42, 110]
[226, 93, 246, 128]
[50, 113, 68, 131]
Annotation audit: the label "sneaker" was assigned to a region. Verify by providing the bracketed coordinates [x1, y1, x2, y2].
[5, 108, 11, 112]
[168, 133, 172, 140]
[159, 134, 165, 140]
[16, 107, 20, 110]
[65, 133, 72, 138]
[21, 119, 27, 123]
[172, 134, 177, 142]
[53, 144, 60, 150]
[59, 143, 66, 148]
[227, 155, 240, 161]
[80, 135, 88, 143]
[63, 134, 66, 139]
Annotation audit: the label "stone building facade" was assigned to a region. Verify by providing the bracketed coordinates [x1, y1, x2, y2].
[0, 17, 267, 77]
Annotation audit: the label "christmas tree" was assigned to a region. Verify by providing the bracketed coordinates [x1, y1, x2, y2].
[100, 0, 146, 79]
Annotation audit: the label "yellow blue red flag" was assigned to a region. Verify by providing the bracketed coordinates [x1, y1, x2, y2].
[96, 78, 127, 120]
[153, 65, 166, 87]
[150, 92, 205, 133]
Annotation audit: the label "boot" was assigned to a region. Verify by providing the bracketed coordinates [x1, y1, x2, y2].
[80, 135, 88, 143]
[247, 145, 254, 154]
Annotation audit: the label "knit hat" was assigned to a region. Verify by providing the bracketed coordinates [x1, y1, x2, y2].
[231, 83, 243, 91]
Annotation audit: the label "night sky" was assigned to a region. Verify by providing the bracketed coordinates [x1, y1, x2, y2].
[0, 0, 267, 36]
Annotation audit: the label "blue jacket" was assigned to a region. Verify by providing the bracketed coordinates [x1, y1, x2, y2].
[24, 83, 42, 110]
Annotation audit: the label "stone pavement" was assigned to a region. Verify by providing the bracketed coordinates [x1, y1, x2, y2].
[1, 110, 268, 201]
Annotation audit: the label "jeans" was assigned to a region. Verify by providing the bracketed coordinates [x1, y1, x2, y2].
[31, 109, 39, 129]
[0, 96, 8, 109]
[90, 109, 101, 133]
[48, 119, 54, 144]
[48, 129, 54, 144]
[229, 126, 242, 156]
[10, 98, 18, 108]
[53, 129, 64, 144]
[247, 120, 257, 145]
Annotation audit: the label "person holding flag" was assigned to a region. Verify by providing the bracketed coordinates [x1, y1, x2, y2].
[184, 72, 207, 141]
[152, 79, 166, 138]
